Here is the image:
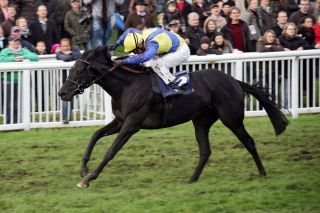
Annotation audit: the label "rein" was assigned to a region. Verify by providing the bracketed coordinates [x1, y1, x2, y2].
[66, 59, 142, 94]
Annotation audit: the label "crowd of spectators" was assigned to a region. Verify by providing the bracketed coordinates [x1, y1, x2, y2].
[0, 0, 319, 56]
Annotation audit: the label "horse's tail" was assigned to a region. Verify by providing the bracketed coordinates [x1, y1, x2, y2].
[237, 80, 289, 136]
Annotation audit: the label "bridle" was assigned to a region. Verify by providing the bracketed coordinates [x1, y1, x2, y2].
[66, 58, 141, 94]
[66, 59, 93, 94]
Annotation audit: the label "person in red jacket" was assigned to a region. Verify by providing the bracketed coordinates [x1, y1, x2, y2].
[314, 15, 320, 48]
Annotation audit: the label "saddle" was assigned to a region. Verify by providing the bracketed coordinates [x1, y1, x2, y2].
[150, 70, 193, 98]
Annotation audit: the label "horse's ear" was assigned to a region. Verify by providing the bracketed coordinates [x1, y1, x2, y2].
[104, 45, 111, 56]
[102, 45, 112, 62]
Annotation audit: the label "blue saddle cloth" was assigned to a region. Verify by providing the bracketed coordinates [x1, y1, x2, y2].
[151, 71, 193, 98]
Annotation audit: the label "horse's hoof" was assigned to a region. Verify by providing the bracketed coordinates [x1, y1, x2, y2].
[259, 172, 267, 177]
[77, 180, 89, 188]
[188, 178, 198, 184]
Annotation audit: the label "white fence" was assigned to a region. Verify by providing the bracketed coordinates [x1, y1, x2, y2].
[0, 50, 319, 131]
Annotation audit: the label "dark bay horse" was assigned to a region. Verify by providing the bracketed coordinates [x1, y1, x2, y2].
[58, 46, 288, 188]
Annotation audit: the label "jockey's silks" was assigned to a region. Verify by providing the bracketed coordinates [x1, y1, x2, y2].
[116, 28, 186, 64]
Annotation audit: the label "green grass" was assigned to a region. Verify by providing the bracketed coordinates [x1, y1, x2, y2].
[0, 114, 319, 213]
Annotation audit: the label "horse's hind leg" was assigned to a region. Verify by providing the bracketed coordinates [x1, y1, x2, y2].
[190, 113, 218, 183]
[225, 122, 267, 176]
[80, 118, 122, 177]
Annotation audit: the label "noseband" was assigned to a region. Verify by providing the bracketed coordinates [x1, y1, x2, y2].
[66, 59, 94, 94]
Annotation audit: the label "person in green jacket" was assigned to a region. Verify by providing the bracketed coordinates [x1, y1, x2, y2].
[0, 35, 39, 124]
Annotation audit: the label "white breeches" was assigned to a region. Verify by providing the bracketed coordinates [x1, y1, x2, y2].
[145, 44, 190, 84]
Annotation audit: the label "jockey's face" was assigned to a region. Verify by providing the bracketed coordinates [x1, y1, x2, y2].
[133, 43, 145, 54]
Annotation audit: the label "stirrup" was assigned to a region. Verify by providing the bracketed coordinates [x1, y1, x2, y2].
[168, 82, 185, 93]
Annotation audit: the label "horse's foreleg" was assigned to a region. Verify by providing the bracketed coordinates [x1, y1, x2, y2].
[77, 113, 145, 188]
[189, 114, 217, 183]
[80, 118, 122, 177]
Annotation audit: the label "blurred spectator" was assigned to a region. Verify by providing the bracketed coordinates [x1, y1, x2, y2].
[50, 43, 60, 54]
[56, 38, 80, 61]
[0, 35, 39, 124]
[257, 0, 276, 33]
[196, 36, 212, 55]
[35, 40, 47, 54]
[206, 3, 227, 31]
[29, 4, 58, 54]
[314, 15, 320, 48]
[221, 2, 233, 22]
[184, 12, 204, 55]
[0, 25, 7, 51]
[224, 0, 235, 7]
[196, 35, 222, 55]
[0, 35, 38, 60]
[0, 0, 9, 23]
[49, 0, 71, 39]
[83, 0, 124, 48]
[176, 0, 192, 25]
[256, 29, 284, 52]
[116, 0, 131, 22]
[242, 0, 263, 51]
[289, 0, 315, 27]
[279, 22, 310, 51]
[125, 0, 154, 30]
[191, 0, 210, 26]
[298, 16, 316, 49]
[278, 0, 299, 19]
[56, 38, 81, 124]
[10, 26, 35, 52]
[157, 12, 164, 28]
[211, 32, 234, 53]
[279, 22, 314, 106]
[170, 18, 185, 37]
[167, 20, 179, 33]
[1, 5, 16, 37]
[256, 29, 286, 108]
[15, 0, 43, 25]
[273, 10, 288, 37]
[235, 0, 248, 13]
[221, 6, 252, 52]
[203, 17, 217, 41]
[163, 0, 186, 32]
[64, 0, 91, 50]
[129, 0, 158, 16]
[44, 0, 55, 19]
[313, 0, 320, 17]
[16, 17, 32, 42]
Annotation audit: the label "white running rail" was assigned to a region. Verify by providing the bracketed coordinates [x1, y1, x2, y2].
[0, 50, 319, 131]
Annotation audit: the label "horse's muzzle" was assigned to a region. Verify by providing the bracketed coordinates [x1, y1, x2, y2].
[58, 88, 74, 101]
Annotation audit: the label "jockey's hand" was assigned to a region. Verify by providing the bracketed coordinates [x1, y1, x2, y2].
[114, 59, 124, 66]
[110, 43, 118, 51]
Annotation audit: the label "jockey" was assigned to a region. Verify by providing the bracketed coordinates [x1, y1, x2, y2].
[110, 27, 190, 91]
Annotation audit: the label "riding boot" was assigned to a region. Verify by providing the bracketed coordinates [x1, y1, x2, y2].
[150, 58, 184, 93]
[150, 58, 175, 84]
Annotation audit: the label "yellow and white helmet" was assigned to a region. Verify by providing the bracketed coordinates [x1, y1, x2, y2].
[123, 33, 143, 52]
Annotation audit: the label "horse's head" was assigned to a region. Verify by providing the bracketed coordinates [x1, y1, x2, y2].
[58, 46, 113, 101]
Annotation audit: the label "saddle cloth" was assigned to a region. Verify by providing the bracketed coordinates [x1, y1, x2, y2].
[151, 70, 193, 98]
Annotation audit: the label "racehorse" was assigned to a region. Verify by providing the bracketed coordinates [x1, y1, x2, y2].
[58, 46, 288, 188]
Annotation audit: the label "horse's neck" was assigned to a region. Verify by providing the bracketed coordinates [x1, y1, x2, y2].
[97, 67, 147, 99]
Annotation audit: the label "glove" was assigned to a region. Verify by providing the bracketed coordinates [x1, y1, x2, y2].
[109, 43, 118, 51]
[114, 59, 124, 66]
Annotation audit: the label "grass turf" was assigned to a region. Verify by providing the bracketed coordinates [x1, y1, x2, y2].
[0, 114, 319, 213]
